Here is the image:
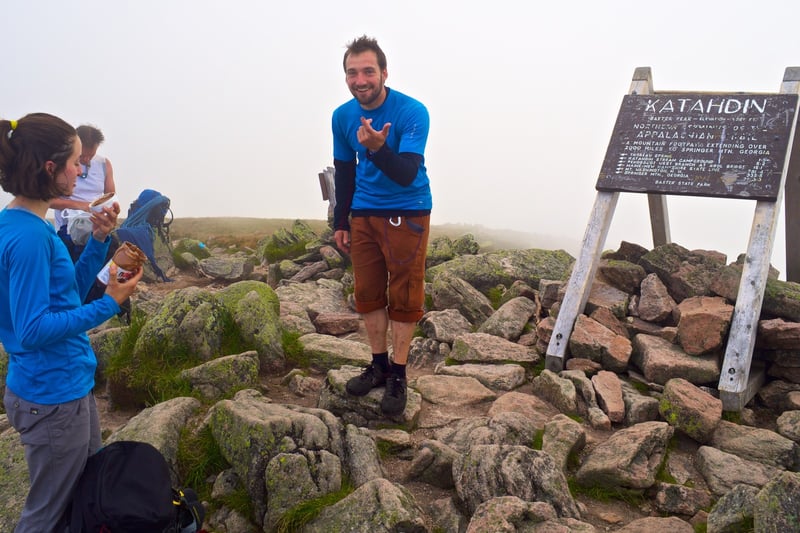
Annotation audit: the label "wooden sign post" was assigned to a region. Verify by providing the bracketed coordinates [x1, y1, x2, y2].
[546, 67, 800, 412]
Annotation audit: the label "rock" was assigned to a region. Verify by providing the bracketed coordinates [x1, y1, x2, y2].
[434, 362, 527, 391]
[575, 421, 674, 489]
[659, 378, 722, 444]
[592, 370, 625, 423]
[637, 272, 677, 323]
[710, 419, 799, 469]
[695, 446, 781, 497]
[302, 477, 428, 533]
[450, 332, 539, 365]
[477, 296, 537, 341]
[453, 444, 580, 518]
[430, 274, 494, 326]
[753, 471, 800, 532]
[407, 439, 459, 488]
[675, 296, 734, 355]
[707, 483, 758, 533]
[414, 375, 497, 406]
[631, 333, 721, 385]
[419, 308, 472, 343]
[542, 414, 586, 472]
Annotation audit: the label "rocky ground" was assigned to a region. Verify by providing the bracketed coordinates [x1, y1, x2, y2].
[92, 269, 715, 532]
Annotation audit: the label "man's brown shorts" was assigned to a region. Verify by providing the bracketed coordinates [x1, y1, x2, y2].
[350, 215, 430, 323]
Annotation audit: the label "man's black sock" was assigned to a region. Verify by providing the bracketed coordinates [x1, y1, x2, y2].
[390, 362, 407, 380]
[372, 352, 390, 372]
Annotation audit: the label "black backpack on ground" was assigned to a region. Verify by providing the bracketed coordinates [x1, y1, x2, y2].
[68, 440, 204, 533]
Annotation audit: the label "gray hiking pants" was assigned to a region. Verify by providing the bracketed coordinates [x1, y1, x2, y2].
[4, 389, 101, 533]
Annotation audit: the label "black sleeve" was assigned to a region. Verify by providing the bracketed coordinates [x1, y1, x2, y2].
[333, 158, 356, 231]
[367, 144, 423, 187]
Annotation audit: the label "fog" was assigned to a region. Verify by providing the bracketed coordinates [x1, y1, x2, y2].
[2, 0, 798, 276]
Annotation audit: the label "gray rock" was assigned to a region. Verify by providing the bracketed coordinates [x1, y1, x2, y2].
[407, 439, 460, 489]
[435, 411, 540, 454]
[430, 274, 494, 326]
[298, 333, 371, 370]
[531, 369, 578, 415]
[453, 444, 580, 518]
[620, 381, 661, 426]
[106, 396, 202, 485]
[434, 362, 527, 391]
[575, 421, 673, 489]
[707, 483, 758, 533]
[301, 477, 427, 533]
[710, 419, 799, 470]
[638, 272, 677, 323]
[179, 351, 260, 401]
[542, 414, 586, 472]
[631, 333, 721, 385]
[318, 366, 422, 427]
[264, 449, 341, 531]
[427, 248, 574, 295]
[206, 389, 344, 527]
[420, 308, 472, 343]
[695, 446, 780, 497]
[427, 497, 468, 533]
[651, 482, 712, 516]
[753, 471, 800, 533]
[217, 281, 285, 371]
[777, 410, 800, 443]
[414, 374, 496, 407]
[198, 256, 254, 281]
[477, 296, 538, 341]
[450, 332, 539, 365]
[343, 424, 385, 487]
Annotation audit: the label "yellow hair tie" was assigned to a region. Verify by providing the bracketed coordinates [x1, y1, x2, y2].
[9, 119, 17, 130]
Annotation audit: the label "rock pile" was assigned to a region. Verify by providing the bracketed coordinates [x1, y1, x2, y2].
[2, 224, 800, 532]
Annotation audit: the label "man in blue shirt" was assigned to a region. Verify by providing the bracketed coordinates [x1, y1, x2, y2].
[331, 35, 432, 416]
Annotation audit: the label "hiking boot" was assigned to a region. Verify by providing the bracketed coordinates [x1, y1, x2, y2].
[346, 364, 388, 396]
[381, 375, 408, 415]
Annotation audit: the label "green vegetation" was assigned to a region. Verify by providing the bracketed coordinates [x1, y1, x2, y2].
[566, 414, 584, 424]
[104, 302, 247, 407]
[177, 425, 231, 502]
[486, 286, 504, 309]
[655, 435, 678, 485]
[567, 478, 646, 507]
[531, 429, 544, 450]
[170, 218, 329, 251]
[722, 410, 742, 424]
[274, 480, 356, 533]
[281, 330, 308, 367]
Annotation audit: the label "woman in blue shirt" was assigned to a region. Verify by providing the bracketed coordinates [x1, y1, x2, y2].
[0, 113, 142, 532]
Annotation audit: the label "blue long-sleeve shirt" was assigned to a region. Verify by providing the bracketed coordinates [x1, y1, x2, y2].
[0, 207, 120, 404]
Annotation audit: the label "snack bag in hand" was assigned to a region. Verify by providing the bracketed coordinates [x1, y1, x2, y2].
[97, 241, 146, 284]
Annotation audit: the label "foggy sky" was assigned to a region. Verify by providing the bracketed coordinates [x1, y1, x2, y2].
[2, 0, 799, 277]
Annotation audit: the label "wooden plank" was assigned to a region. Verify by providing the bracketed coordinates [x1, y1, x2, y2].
[719, 200, 782, 410]
[719, 68, 800, 411]
[784, 67, 800, 281]
[626, 66, 671, 247]
[318, 172, 329, 201]
[545, 67, 650, 372]
[546, 191, 619, 372]
[648, 194, 671, 246]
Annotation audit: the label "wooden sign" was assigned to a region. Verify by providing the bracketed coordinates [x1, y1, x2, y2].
[597, 93, 798, 200]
